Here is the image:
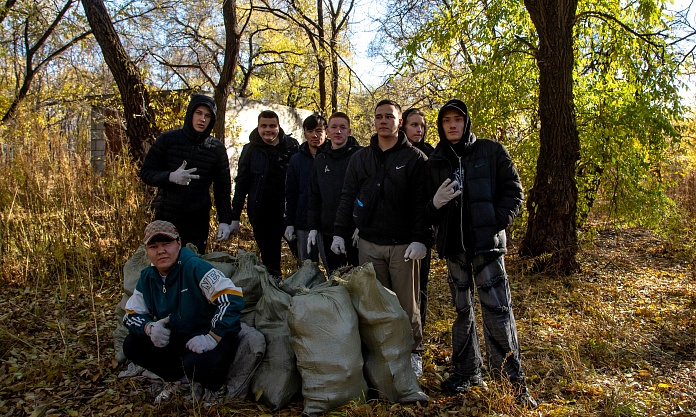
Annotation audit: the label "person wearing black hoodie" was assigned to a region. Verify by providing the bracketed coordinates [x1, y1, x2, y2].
[230, 110, 300, 277]
[306, 111, 362, 272]
[333, 100, 429, 378]
[402, 107, 435, 330]
[140, 94, 233, 254]
[425, 99, 536, 408]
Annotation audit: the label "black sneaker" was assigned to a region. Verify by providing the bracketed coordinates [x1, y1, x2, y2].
[441, 373, 486, 394]
[515, 385, 538, 409]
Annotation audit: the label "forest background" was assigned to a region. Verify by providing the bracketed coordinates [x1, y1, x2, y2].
[1, 0, 696, 415]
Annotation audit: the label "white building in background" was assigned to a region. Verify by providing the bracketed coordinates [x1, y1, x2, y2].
[90, 94, 314, 175]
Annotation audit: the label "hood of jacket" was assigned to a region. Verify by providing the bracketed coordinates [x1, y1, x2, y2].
[298, 140, 322, 157]
[321, 135, 360, 155]
[183, 94, 217, 143]
[402, 108, 428, 145]
[249, 126, 288, 149]
[369, 130, 411, 153]
[436, 99, 474, 148]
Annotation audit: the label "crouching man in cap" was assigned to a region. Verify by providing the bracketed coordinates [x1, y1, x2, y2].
[123, 220, 244, 402]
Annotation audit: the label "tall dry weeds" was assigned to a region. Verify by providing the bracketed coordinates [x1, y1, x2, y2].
[0, 124, 149, 292]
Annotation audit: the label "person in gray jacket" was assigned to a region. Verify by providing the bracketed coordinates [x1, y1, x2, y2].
[426, 99, 536, 408]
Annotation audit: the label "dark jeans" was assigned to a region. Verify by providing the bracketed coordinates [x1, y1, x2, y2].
[419, 248, 431, 328]
[446, 252, 525, 383]
[252, 217, 284, 277]
[123, 332, 239, 391]
[322, 233, 359, 273]
[155, 208, 210, 254]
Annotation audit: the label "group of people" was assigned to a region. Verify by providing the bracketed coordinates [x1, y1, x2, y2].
[123, 94, 537, 408]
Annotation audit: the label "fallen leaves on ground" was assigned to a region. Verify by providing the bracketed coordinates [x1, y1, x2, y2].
[0, 226, 694, 416]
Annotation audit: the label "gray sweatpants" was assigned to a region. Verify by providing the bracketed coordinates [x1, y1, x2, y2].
[446, 251, 525, 382]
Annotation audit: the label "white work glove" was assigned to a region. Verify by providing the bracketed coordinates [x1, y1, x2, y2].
[351, 228, 360, 247]
[404, 242, 427, 261]
[145, 317, 171, 348]
[217, 223, 231, 241]
[307, 230, 318, 253]
[230, 220, 240, 233]
[284, 225, 296, 241]
[168, 161, 200, 186]
[331, 236, 346, 255]
[186, 333, 218, 354]
[433, 178, 462, 209]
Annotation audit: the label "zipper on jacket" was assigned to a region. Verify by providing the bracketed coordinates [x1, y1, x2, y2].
[458, 156, 466, 253]
[162, 284, 166, 294]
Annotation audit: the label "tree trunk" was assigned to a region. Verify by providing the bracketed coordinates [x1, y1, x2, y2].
[520, 0, 580, 274]
[330, 41, 338, 114]
[213, 0, 241, 142]
[81, 0, 158, 164]
[317, 0, 327, 113]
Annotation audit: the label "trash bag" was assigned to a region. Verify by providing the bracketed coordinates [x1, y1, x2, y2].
[201, 251, 238, 278]
[337, 263, 428, 403]
[250, 269, 301, 410]
[227, 323, 266, 399]
[280, 259, 326, 296]
[231, 250, 265, 327]
[288, 285, 367, 416]
[123, 245, 149, 296]
[114, 245, 150, 363]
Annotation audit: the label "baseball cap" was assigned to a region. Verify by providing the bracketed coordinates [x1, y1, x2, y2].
[143, 220, 180, 245]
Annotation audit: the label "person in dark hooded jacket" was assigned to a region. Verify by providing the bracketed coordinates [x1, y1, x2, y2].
[230, 110, 299, 277]
[140, 94, 233, 254]
[425, 99, 536, 408]
[402, 107, 435, 330]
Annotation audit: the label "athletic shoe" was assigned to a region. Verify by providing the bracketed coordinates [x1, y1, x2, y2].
[441, 372, 486, 394]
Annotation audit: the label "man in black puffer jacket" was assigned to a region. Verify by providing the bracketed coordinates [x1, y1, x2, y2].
[333, 100, 429, 377]
[140, 94, 233, 254]
[306, 112, 362, 272]
[426, 99, 536, 408]
[230, 110, 299, 277]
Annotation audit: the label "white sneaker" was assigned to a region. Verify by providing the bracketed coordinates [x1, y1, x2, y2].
[411, 353, 423, 378]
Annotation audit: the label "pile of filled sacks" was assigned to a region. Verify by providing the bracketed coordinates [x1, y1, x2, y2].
[114, 246, 428, 415]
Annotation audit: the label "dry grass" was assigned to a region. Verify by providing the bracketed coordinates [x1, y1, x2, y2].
[0, 139, 695, 416]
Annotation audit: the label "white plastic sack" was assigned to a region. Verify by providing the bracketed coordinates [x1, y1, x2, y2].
[227, 323, 266, 399]
[288, 285, 367, 416]
[280, 259, 326, 296]
[202, 251, 238, 278]
[338, 263, 428, 403]
[250, 270, 301, 410]
[114, 245, 150, 363]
